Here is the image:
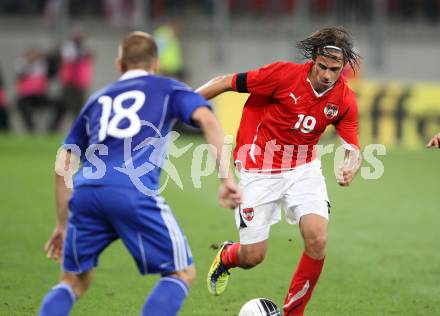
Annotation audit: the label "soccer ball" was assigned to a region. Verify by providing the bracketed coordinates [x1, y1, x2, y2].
[238, 298, 282, 316]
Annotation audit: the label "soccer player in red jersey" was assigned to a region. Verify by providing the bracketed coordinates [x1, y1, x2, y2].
[196, 26, 362, 315]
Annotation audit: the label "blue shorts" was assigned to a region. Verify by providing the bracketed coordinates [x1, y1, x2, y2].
[63, 186, 193, 275]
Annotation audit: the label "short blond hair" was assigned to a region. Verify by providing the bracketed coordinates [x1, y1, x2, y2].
[119, 31, 158, 70]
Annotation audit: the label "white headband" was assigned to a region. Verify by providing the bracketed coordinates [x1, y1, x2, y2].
[323, 45, 342, 51]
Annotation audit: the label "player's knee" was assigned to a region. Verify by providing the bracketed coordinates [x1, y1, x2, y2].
[173, 265, 196, 287]
[240, 252, 266, 269]
[304, 235, 327, 259]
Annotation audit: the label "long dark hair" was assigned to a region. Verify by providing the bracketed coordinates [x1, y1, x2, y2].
[296, 26, 361, 71]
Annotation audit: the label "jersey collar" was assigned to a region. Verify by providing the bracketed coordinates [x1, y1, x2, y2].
[119, 69, 150, 81]
[306, 77, 334, 98]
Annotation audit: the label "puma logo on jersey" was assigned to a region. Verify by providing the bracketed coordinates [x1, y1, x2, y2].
[290, 93, 301, 104]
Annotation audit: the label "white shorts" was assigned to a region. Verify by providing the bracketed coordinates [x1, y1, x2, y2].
[235, 159, 330, 245]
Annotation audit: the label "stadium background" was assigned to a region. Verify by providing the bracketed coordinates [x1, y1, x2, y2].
[1, 1, 439, 315]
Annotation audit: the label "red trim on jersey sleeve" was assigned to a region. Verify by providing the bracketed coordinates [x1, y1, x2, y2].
[334, 94, 360, 149]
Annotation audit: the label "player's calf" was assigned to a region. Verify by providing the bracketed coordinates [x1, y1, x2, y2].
[283, 214, 328, 315]
[283, 251, 325, 316]
[39, 283, 76, 316]
[238, 240, 267, 269]
[39, 271, 94, 316]
[61, 270, 94, 298]
[239, 250, 266, 269]
[142, 271, 193, 316]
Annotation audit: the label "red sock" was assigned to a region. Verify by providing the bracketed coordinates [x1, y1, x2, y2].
[221, 242, 241, 268]
[283, 251, 325, 316]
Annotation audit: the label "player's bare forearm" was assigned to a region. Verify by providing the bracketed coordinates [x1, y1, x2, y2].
[45, 175, 71, 260]
[337, 149, 361, 187]
[192, 107, 241, 207]
[45, 149, 75, 260]
[195, 74, 234, 100]
[54, 174, 72, 228]
[192, 107, 230, 178]
[54, 149, 75, 228]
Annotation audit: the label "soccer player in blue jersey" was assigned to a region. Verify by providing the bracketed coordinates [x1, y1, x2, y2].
[38, 31, 241, 316]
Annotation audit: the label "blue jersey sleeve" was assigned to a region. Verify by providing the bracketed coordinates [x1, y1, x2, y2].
[170, 89, 210, 127]
[63, 114, 89, 154]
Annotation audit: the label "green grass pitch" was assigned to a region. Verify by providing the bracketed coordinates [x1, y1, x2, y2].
[1, 134, 439, 316]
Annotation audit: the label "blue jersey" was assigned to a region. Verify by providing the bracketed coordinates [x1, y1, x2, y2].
[64, 70, 209, 194]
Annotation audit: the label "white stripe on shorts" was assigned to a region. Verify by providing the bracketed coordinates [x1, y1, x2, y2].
[72, 226, 82, 273]
[156, 196, 188, 271]
[137, 233, 148, 274]
[162, 202, 187, 271]
[161, 203, 185, 271]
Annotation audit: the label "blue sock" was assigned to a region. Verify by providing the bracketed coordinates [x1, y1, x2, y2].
[142, 276, 189, 316]
[39, 283, 76, 316]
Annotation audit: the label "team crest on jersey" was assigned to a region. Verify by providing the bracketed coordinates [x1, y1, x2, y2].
[242, 207, 254, 221]
[324, 103, 339, 119]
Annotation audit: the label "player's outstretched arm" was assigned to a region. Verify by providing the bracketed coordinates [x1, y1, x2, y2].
[337, 149, 362, 187]
[426, 133, 440, 148]
[45, 149, 76, 261]
[195, 74, 234, 100]
[192, 107, 241, 208]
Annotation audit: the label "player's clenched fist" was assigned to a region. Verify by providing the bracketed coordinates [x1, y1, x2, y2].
[426, 133, 440, 148]
[219, 177, 242, 209]
[337, 150, 361, 187]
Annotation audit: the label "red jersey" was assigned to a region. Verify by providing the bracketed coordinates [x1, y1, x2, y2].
[231, 61, 359, 172]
